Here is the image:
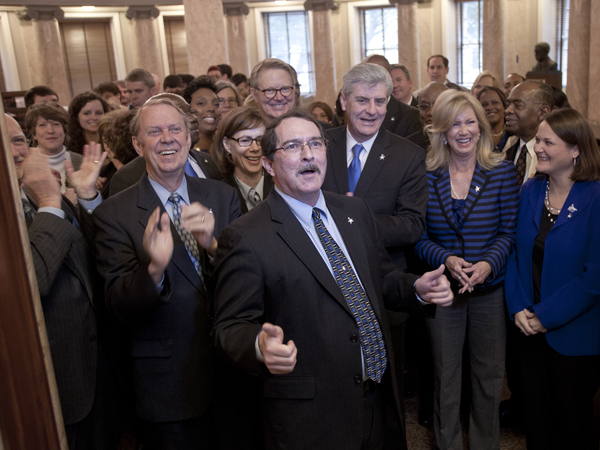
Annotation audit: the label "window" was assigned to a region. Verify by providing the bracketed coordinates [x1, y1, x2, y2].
[556, 0, 570, 87]
[263, 11, 313, 95]
[360, 6, 398, 64]
[59, 20, 118, 97]
[457, 0, 482, 87]
[164, 16, 189, 75]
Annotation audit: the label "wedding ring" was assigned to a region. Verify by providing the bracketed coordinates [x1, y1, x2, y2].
[201, 215, 205, 223]
[458, 276, 462, 280]
[93, 160, 99, 163]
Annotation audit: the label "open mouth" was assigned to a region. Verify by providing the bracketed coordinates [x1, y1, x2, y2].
[455, 138, 472, 146]
[297, 164, 320, 176]
[159, 150, 177, 156]
[203, 116, 215, 124]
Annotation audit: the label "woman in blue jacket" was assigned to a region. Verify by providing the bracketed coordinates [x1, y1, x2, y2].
[416, 90, 520, 450]
[505, 108, 600, 450]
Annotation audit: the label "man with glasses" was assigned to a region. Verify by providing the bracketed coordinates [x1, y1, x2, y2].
[407, 81, 449, 150]
[212, 109, 452, 450]
[249, 58, 299, 120]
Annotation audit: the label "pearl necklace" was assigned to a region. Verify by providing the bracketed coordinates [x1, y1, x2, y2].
[491, 125, 506, 138]
[545, 181, 560, 222]
[449, 169, 468, 200]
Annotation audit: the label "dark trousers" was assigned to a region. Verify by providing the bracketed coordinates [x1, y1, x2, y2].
[140, 413, 212, 450]
[518, 332, 600, 450]
[362, 381, 384, 450]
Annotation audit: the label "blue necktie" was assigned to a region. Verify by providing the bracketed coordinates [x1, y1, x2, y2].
[22, 198, 36, 221]
[348, 144, 363, 193]
[185, 159, 198, 178]
[312, 208, 387, 383]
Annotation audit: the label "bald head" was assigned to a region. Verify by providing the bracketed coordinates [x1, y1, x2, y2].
[362, 54, 391, 73]
[418, 82, 449, 126]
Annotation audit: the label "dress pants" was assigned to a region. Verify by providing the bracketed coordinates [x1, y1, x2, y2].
[427, 287, 506, 450]
[140, 413, 212, 450]
[517, 331, 600, 450]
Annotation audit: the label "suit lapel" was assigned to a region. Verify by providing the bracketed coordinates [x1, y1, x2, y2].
[432, 171, 461, 235]
[461, 165, 491, 223]
[548, 180, 591, 231]
[354, 130, 390, 197]
[268, 192, 349, 313]
[327, 127, 351, 193]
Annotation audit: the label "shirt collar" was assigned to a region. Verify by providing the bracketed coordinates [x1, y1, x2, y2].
[235, 173, 265, 200]
[148, 175, 190, 207]
[346, 127, 379, 154]
[275, 186, 328, 229]
[520, 137, 536, 157]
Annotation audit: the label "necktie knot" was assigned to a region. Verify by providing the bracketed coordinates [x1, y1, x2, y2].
[352, 143, 364, 158]
[248, 188, 261, 207]
[169, 193, 182, 205]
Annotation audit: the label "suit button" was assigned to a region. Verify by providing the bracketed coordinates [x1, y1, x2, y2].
[354, 375, 362, 384]
[89, 335, 96, 342]
[350, 335, 358, 343]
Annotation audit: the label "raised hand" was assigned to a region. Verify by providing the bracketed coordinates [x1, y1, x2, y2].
[258, 322, 297, 375]
[65, 141, 107, 199]
[21, 148, 61, 209]
[181, 202, 217, 255]
[143, 207, 174, 285]
[415, 264, 454, 307]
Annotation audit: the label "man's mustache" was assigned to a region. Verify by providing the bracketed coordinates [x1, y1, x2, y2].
[296, 164, 321, 175]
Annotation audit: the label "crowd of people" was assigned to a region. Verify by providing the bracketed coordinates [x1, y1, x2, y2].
[4, 50, 600, 450]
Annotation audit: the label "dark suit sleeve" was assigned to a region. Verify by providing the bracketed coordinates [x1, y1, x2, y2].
[212, 224, 263, 375]
[375, 142, 428, 248]
[28, 212, 82, 296]
[94, 205, 170, 322]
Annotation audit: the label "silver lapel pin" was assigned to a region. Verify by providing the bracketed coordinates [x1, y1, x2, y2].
[348, 217, 354, 224]
[380, 154, 385, 160]
[567, 204, 577, 218]
[475, 186, 480, 192]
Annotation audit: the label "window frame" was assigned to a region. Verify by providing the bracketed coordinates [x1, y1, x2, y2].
[358, 5, 398, 64]
[556, 0, 569, 88]
[456, 0, 482, 88]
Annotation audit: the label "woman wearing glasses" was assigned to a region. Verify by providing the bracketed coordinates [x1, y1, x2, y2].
[215, 80, 241, 118]
[213, 106, 272, 214]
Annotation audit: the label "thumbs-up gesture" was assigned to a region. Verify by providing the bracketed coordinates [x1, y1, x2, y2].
[415, 264, 454, 307]
[258, 322, 297, 375]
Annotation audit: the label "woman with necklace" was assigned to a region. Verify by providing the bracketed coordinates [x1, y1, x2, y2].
[505, 108, 600, 450]
[477, 86, 516, 152]
[416, 90, 520, 450]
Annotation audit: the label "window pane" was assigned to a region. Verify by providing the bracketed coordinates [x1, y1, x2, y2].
[263, 11, 313, 94]
[361, 7, 398, 64]
[457, 1, 482, 87]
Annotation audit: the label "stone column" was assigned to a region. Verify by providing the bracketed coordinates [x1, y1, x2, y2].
[223, 2, 250, 76]
[184, 0, 228, 76]
[566, 0, 591, 117]
[24, 6, 70, 103]
[482, 0, 504, 81]
[126, 7, 162, 79]
[391, 1, 420, 89]
[305, 0, 337, 107]
[586, 1, 600, 123]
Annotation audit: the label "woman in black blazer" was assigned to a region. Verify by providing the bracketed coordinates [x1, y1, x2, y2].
[212, 106, 272, 214]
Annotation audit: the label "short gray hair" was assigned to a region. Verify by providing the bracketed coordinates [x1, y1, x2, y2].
[341, 63, 393, 99]
[390, 64, 411, 81]
[130, 97, 192, 138]
[215, 80, 240, 103]
[125, 68, 155, 89]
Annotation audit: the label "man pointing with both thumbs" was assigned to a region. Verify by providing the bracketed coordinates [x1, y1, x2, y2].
[212, 110, 453, 450]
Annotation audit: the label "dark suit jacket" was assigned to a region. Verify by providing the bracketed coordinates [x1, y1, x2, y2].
[221, 171, 274, 214]
[382, 96, 422, 138]
[109, 149, 221, 196]
[213, 190, 427, 450]
[26, 195, 97, 425]
[94, 174, 240, 422]
[322, 126, 428, 271]
[409, 96, 418, 108]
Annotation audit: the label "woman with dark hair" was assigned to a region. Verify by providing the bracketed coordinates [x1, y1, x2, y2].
[477, 86, 515, 152]
[416, 90, 520, 449]
[183, 75, 221, 153]
[505, 108, 600, 450]
[307, 100, 334, 124]
[96, 109, 137, 198]
[212, 106, 272, 214]
[66, 91, 110, 155]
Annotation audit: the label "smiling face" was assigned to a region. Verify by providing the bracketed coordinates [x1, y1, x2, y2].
[6, 115, 28, 180]
[427, 56, 449, 82]
[251, 68, 296, 119]
[505, 83, 543, 142]
[445, 106, 480, 160]
[224, 126, 266, 182]
[33, 116, 65, 155]
[478, 89, 505, 128]
[262, 117, 326, 206]
[132, 104, 191, 189]
[534, 120, 579, 180]
[341, 82, 388, 143]
[190, 88, 221, 138]
[390, 68, 413, 103]
[217, 87, 239, 117]
[78, 100, 105, 135]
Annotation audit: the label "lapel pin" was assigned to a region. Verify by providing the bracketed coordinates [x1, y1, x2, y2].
[391, 117, 395, 121]
[475, 186, 480, 192]
[567, 204, 577, 218]
[209, 208, 213, 214]
[380, 154, 385, 160]
[204, 158, 208, 163]
[348, 217, 354, 224]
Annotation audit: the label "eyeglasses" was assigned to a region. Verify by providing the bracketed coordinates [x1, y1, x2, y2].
[11, 136, 30, 148]
[274, 139, 328, 154]
[228, 136, 262, 147]
[256, 86, 294, 99]
[219, 97, 239, 105]
[417, 103, 433, 111]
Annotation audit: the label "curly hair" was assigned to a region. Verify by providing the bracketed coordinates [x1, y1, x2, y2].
[182, 75, 217, 104]
[98, 109, 138, 166]
[66, 92, 109, 154]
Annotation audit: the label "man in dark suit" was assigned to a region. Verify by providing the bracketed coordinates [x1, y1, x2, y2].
[6, 113, 118, 449]
[109, 94, 222, 196]
[406, 82, 449, 150]
[425, 55, 467, 91]
[363, 55, 421, 138]
[212, 110, 453, 450]
[390, 64, 418, 107]
[94, 98, 240, 450]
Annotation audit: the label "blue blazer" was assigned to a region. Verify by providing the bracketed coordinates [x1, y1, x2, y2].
[416, 160, 520, 291]
[505, 175, 600, 356]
